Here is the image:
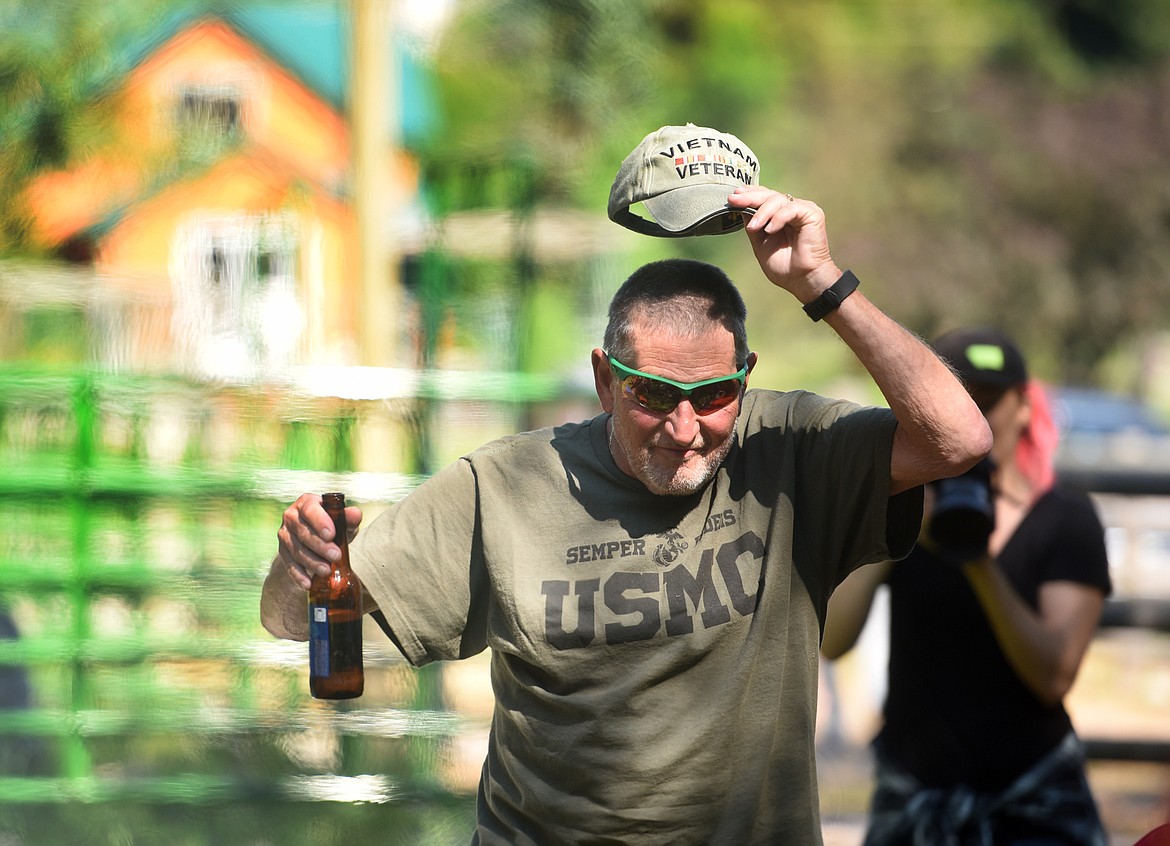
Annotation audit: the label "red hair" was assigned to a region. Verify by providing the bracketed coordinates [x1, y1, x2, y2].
[1016, 381, 1059, 498]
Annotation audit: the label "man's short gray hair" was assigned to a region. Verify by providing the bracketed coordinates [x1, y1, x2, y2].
[603, 259, 749, 369]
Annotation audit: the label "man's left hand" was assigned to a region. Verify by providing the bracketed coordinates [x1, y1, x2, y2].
[728, 185, 840, 302]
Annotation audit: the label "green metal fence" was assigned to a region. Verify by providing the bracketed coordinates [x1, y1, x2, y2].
[0, 364, 581, 845]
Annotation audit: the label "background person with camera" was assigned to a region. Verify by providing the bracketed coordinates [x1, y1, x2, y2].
[821, 327, 1113, 845]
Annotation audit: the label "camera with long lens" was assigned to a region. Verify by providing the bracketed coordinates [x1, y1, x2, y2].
[927, 457, 996, 564]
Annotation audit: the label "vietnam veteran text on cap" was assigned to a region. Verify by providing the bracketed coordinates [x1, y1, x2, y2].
[608, 123, 761, 238]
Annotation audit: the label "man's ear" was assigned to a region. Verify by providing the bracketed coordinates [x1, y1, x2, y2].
[744, 351, 759, 385]
[592, 349, 616, 412]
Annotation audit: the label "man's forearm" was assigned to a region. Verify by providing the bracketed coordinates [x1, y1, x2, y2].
[728, 187, 990, 486]
[260, 555, 309, 641]
[823, 288, 992, 491]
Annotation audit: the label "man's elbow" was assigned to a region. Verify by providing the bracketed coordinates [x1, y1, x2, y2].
[960, 417, 994, 471]
[261, 612, 309, 642]
[259, 587, 309, 642]
[260, 609, 287, 640]
[891, 408, 992, 494]
[943, 410, 993, 478]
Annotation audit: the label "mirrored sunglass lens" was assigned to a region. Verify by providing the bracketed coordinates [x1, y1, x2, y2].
[625, 376, 681, 412]
[623, 375, 742, 413]
[691, 381, 740, 411]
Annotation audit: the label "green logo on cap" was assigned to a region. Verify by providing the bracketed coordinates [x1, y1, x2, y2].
[966, 344, 1005, 371]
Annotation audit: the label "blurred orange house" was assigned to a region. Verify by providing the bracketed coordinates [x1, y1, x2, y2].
[23, 8, 428, 378]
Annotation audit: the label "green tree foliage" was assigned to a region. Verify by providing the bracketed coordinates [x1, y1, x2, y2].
[4, 0, 1170, 391]
[0, 0, 178, 253]
[429, 0, 1170, 392]
[422, 0, 663, 207]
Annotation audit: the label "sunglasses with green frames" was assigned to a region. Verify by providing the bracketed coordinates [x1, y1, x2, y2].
[607, 354, 748, 415]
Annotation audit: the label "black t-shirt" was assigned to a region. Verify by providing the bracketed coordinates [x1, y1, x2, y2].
[876, 486, 1112, 791]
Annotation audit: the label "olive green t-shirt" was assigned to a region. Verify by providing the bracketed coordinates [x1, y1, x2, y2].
[351, 388, 920, 845]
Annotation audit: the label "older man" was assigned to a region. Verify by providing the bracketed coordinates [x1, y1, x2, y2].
[261, 186, 990, 845]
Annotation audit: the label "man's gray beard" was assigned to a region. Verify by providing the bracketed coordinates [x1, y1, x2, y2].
[610, 421, 733, 496]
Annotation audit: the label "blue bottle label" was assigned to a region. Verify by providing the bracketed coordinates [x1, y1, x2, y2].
[309, 605, 330, 678]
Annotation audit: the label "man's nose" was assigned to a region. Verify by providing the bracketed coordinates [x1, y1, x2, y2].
[663, 399, 700, 443]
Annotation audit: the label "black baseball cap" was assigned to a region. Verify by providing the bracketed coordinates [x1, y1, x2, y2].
[932, 327, 1028, 392]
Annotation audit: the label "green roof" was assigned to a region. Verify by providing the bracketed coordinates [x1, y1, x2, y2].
[226, 3, 437, 145]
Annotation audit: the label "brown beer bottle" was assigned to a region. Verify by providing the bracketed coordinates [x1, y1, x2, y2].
[308, 492, 364, 699]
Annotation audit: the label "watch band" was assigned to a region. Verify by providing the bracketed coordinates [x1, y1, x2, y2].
[802, 270, 860, 322]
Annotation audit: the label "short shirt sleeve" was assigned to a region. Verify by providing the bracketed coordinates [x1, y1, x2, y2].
[737, 390, 922, 597]
[1001, 486, 1112, 605]
[349, 458, 488, 666]
[1037, 488, 1112, 593]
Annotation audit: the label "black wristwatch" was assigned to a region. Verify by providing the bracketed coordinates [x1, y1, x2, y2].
[802, 270, 860, 322]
